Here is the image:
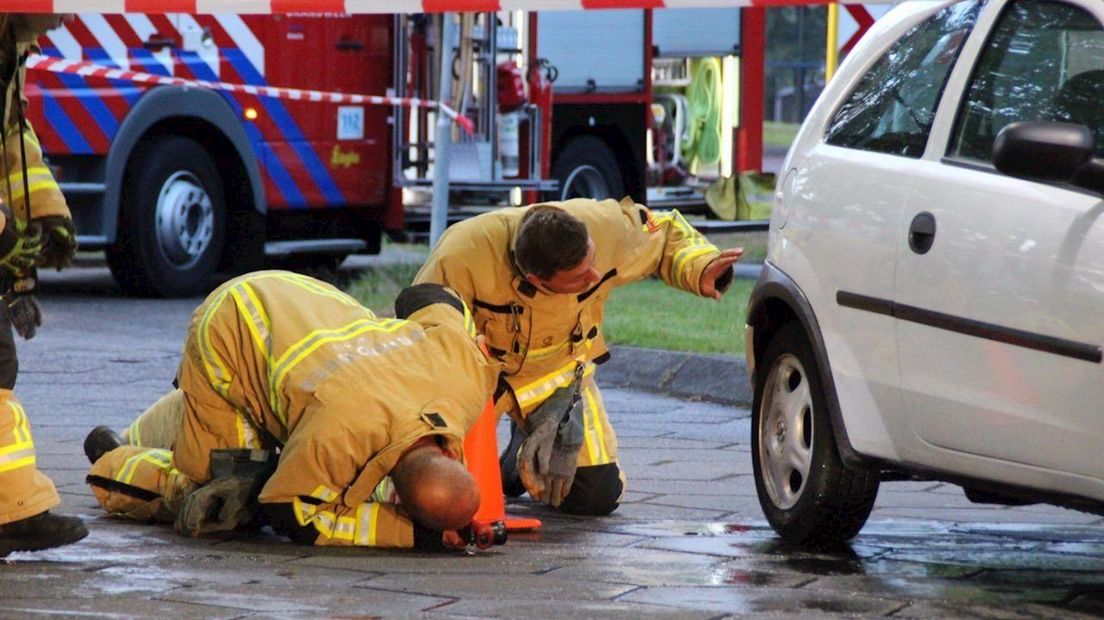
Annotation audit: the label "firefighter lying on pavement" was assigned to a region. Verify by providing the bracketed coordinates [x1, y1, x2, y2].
[0, 13, 86, 557]
[415, 198, 743, 515]
[82, 272, 504, 550]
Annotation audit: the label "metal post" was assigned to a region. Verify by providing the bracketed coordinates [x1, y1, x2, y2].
[430, 13, 458, 248]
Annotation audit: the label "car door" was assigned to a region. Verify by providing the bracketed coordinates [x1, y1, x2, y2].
[791, 0, 981, 458]
[895, 0, 1104, 480]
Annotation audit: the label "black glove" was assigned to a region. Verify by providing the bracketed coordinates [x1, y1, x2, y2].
[0, 220, 41, 281]
[7, 294, 41, 340]
[34, 216, 77, 271]
[175, 476, 257, 536]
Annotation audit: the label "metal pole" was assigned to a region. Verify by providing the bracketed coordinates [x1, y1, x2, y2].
[430, 13, 458, 248]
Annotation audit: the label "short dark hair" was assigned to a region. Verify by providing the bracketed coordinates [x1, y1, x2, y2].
[514, 206, 589, 280]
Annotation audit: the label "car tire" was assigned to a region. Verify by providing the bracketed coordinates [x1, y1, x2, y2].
[551, 135, 625, 201]
[107, 136, 225, 298]
[752, 321, 879, 547]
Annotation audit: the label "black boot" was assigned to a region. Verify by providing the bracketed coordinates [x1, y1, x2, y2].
[498, 420, 528, 498]
[0, 511, 88, 557]
[83, 425, 124, 464]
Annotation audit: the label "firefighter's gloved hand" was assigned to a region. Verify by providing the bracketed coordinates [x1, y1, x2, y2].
[517, 380, 582, 504]
[34, 216, 77, 271]
[8, 294, 41, 340]
[544, 402, 585, 508]
[175, 476, 256, 537]
[0, 222, 41, 281]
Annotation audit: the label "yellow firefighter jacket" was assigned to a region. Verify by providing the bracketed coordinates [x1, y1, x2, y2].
[175, 271, 501, 547]
[414, 198, 721, 416]
[0, 17, 69, 229]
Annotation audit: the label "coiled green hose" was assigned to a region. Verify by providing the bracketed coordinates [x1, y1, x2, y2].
[681, 57, 723, 167]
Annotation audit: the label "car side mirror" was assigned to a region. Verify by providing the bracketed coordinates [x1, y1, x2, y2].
[992, 121, 1104, 193]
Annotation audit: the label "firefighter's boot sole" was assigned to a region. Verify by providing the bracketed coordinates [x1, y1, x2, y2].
[0, 512, 89, 557]
[84, 425, 124, 465]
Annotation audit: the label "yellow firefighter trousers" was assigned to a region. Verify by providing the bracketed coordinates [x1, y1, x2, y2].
[0, 389, 59, 525]
[89, 387, 261, 522]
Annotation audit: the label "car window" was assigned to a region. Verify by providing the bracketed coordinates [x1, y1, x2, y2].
[949, 0, 1104, 161]
[824, 1, 980, 158]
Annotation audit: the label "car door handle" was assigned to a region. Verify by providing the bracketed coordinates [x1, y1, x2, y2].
[908, 211, 936, 254]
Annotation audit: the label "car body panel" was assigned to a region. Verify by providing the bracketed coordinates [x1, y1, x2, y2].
[753, 0, 1104, 510]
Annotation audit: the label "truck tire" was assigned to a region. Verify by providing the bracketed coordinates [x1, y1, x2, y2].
[752, 322, 879, 548]
[107, 136, 226, 297]
[552, 135, 625, 201]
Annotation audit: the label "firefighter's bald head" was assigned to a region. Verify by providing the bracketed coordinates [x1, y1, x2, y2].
[391, 438, 479, 532]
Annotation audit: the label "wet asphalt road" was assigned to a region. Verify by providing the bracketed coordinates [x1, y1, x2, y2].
[0, 261, 1102, 618]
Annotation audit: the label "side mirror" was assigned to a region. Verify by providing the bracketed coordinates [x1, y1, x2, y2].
[992, 121, 1101, 192]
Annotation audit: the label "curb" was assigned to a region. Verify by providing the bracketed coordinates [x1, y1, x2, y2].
[597, 345, 753, 407]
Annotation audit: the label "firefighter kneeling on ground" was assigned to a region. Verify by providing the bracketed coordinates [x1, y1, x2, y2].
[0, 13, 85, 557]
[415, 198, 742, 515]
[83, 272, 504, 551]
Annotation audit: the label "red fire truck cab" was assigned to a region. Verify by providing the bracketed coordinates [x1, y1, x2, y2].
[28, 14, 396, 297]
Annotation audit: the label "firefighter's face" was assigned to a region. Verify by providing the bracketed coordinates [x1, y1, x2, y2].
[535, 240, 601, 295]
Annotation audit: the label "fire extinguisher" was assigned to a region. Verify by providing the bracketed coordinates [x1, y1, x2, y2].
[497, 61, 527, 178]
[528, 58, 557, 181]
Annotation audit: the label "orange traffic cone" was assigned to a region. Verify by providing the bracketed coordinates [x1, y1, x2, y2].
[464, 398, 541, 532]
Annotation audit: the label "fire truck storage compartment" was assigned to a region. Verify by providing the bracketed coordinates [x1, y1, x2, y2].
[537, 10, 644, 93]
[648, 8, 742, 210]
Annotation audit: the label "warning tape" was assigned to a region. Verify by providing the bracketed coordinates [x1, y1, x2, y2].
[6, 1, 901, 15]
[26, 53, 476, 134]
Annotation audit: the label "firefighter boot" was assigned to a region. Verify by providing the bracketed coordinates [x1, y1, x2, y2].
[84, 425, 124, 465]
[498, 420, 527, 498]
[0, 511, 89, 557]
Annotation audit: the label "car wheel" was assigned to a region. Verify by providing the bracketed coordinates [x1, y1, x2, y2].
[107, 136, 225, 297]
[752, 321, 879, 547]
[552, 135, 625, 201]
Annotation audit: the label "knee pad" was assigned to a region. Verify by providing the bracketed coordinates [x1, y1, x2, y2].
[558, 463, 623, 516]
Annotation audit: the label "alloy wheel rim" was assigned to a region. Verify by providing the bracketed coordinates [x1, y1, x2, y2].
[155, 171, 214, 269]
[758, 353, 814, 510]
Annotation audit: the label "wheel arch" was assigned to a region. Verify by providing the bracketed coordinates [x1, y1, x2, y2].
[747, 261, 870, 469]
[105, 86, 265, 249]
[550, 103, 646, 203]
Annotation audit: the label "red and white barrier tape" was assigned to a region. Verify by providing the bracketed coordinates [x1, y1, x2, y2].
[8, 0, 902, 15]
[26, 53, 476, 133]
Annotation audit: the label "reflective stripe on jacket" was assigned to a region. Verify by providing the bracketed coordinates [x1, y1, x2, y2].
[178, 271, 501, 547]
[414, 197, 720, 415]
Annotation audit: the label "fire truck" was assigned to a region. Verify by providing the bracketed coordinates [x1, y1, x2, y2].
[26, 10, 757, 297]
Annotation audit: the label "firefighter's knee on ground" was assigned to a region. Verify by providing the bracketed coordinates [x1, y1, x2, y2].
[557, 462, 623, 516]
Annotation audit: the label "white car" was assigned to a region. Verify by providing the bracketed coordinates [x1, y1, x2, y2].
[746, 0, 1104, 546]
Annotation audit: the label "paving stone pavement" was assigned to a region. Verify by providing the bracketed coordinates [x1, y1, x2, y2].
[0, 264, 1102, 618]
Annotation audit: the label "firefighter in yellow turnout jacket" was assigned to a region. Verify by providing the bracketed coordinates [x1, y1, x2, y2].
[85, 272, 502, 550]
[0, 14, 84, 557]
[415, 198, 742, 515]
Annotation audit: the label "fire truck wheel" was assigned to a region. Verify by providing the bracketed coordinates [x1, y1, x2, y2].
[108, 136, 226, 298]
[552, 136, 625, 201]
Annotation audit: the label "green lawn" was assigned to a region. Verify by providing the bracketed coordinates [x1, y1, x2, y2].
[346, 262, 422, 316]
[763, 121, 802, 149]
[601, 277, 752, 355]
